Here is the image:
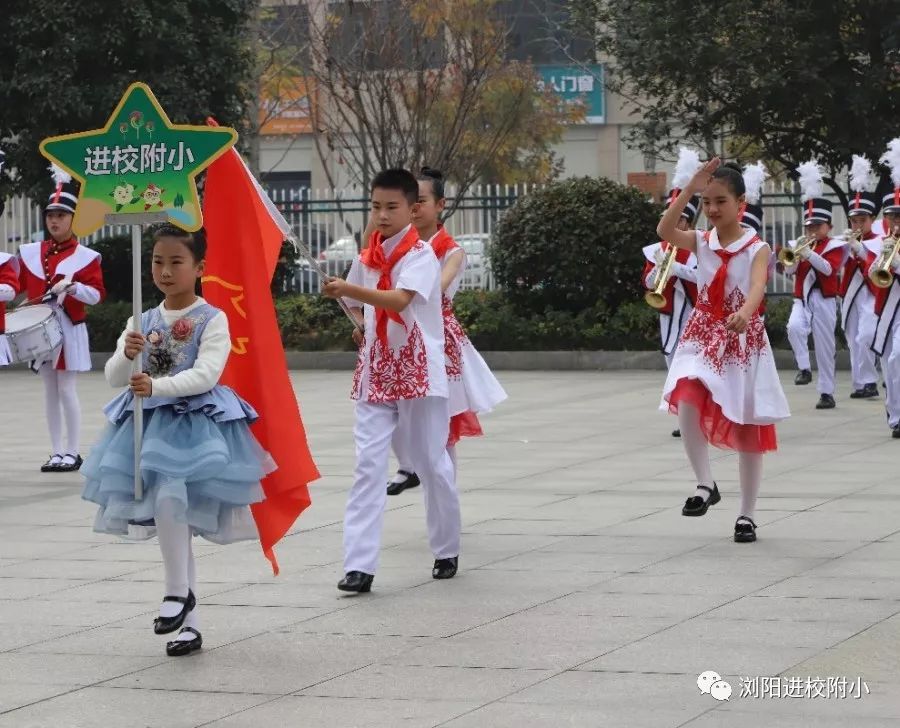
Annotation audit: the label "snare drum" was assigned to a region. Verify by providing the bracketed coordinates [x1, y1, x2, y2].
[4, 305, 63, 364]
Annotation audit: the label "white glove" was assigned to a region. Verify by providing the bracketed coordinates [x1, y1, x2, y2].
[653, 247, 666, 265]
[50, 277, 73, 295]
[892, 254, 900, 273]
[850, 240, 863, 257]
[797, 246, 812, 260]
[883, 240, 896, 255]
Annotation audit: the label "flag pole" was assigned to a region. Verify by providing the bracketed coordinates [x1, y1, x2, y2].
[105, 212, 168, 500]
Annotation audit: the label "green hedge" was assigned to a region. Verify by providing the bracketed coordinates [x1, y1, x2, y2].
[86, 291, 801, 353]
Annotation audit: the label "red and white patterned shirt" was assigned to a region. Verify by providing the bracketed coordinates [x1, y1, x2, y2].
[343, 225, 448, 403]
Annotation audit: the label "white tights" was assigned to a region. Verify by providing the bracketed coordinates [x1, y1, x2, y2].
[678, 401, 763, 520]
[156, 498, 199, 637]
[40, 367, 81, 455]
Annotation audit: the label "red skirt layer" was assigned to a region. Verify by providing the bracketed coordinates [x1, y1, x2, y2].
[668, 377, 777, 453]
[448, 411, 483, 447]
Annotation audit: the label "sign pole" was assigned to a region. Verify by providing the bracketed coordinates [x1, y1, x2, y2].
[107, 212, 167, 500]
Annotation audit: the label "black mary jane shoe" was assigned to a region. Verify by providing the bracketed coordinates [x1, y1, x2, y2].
[40, 455, 63, 473]
[386, 470, 421, 496]
[681, 483, 721, 517]
[338, 571, 374, 593]
[57, 454, 83, 472]
[816, 394, 836, 410]
[166, 627, 203, 657]
[432, 556, 458, 580]
[671, 429, 681, 438]
[734, 516, 757, 543]
[794, 369, 812, 385]
[153, 590, 196, 635]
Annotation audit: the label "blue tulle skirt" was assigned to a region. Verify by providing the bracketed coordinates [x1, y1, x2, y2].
[81, 402, 275, 544]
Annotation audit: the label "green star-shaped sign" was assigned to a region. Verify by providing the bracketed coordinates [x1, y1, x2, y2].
[40, 82, 237, 236]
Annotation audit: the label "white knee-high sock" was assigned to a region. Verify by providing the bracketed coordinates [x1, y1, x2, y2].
[678, 401, 714, 499]
[155, 498, 192, 618]
[40, 367, 63, 455]
[57, 370, 81, 455]
[738, 452, 763, 521]
[447, 445, 457, 483]
[179, 541, 200, 640]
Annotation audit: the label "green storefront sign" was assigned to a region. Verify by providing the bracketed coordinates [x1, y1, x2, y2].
[537, 64, 605, 124]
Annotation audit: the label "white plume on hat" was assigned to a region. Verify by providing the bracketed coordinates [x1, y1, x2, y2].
[48, 163, 71, 186]
[797, 159, 824, 202]
[742, 161, 768, 205]
[849, 155, 877, 193]
[879, 138, 900, 187]
[671, 147, 702, 190]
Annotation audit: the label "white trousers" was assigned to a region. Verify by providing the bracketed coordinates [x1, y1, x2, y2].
[883, 322, 900, 427]
[787, 294, 837, 395]
[344, 397, 460, 574]
[844, 291, 878, 391]
[392, 428, 414, 475]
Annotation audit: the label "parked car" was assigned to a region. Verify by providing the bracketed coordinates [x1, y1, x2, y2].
[455, 233, 492, 288]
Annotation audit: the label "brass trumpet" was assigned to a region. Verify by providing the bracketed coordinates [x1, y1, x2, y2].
[869, 227, 900, 289]
[778, 234, 815, 266]
[645, 245, 677, 309]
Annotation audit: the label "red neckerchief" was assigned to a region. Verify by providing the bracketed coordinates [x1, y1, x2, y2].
[359, 226, 420, 346]
[430, 225, 457, 260]
[707, 232, 760, 319]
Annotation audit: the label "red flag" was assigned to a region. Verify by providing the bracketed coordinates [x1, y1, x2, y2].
[201, 130, 318, 575]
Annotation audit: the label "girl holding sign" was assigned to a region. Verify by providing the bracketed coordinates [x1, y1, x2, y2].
[81, 224, 274, 656]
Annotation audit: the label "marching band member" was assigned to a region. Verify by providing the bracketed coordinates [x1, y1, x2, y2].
[0, 252, 20, 366]
[323, 169, 461, 592]
[0, 150, 18, 365]
[18, 167, 106, 472]
[784, 160, 847, 410]
[658, 159, 789, 544]
[871, 139, 900, 438]
[642, 147, 701, 438]
[841, 155, 882, 400]
[738, 161, 775, 308]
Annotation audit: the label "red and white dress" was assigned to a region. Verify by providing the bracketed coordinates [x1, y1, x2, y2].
[661, 228, 790, 452]
[431, 228, 507, 445]
[0, 252, 22, 365]
[18, 238, 106, 371]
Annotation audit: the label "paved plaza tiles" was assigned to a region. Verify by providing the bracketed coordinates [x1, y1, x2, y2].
[0, 369, 899, 727]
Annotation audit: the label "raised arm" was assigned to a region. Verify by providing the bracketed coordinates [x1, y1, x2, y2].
[657, 158, 720, 252]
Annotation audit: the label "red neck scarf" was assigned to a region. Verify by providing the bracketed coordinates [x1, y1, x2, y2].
[707, 232, 760, 318]
[430, 225, 457, 260]
[360, 225, 420, 345]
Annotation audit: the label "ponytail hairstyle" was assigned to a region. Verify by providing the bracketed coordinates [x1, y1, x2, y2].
[417, 166, 446, 201]
[710, 161, 746, 198]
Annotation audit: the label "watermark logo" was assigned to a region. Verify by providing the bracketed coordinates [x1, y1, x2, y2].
[698, 671, 732, 701]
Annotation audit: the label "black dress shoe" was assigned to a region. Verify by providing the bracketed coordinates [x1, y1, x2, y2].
[57, 454, 83, 472]
[892, 425, 900, 439]
[40, 455, 63, 473]
[682, 483, 721, 517]
[794, 369, 812, 385]
[432, 557, 458, 580]
[850, 388, 865, 399]
[816, 394, 836, 410]
[671, 429, 681, 438]
[338, 571, 374, 593]
[166, 627, 202, 657]
[386, 470, 420, 496]
[153, 590, 196, 635]
[734, 516, 757, 543]
[861, 383, 880, 399]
